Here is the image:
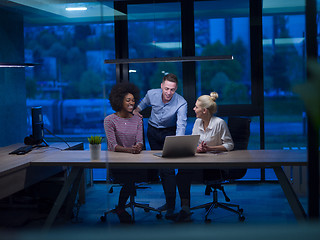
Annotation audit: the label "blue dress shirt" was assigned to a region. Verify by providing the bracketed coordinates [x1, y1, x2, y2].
[138, 88, 187, 136]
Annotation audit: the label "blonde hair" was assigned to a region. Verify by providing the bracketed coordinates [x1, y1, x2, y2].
[197, 92, 219, 115]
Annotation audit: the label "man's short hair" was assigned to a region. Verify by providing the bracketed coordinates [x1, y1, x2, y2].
[162, 73, 178, 85]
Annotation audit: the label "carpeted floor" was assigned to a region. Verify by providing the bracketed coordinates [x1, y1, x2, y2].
[0, 181, 309, 230]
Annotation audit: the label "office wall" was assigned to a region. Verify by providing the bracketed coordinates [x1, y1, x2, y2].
[0, 9, 27, 147]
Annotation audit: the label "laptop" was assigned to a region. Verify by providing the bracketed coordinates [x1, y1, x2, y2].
[154, 135, 200, 158]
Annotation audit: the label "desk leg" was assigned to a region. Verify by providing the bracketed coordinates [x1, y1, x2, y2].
[273, 167, 307, 220]
[43, 167, 83, 229]
[64, 168, 84, 220]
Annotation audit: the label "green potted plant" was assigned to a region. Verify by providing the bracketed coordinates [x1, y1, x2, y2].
[88, 135, 103, 160]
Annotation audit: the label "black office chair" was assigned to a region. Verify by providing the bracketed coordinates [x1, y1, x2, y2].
[100, 169, 162, 223]
[190, 117, 251, 222]
[101, 127, 162, 223]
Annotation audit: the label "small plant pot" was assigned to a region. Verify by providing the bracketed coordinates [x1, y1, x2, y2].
[90, 143, 101, 160]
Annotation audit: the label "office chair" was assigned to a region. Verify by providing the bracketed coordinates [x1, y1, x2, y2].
[100, 169, 162, 223]
[101, 127, 162, 223]
[190, 117, 251, 222]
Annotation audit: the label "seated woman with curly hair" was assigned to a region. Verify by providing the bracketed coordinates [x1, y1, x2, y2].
[104, 82, 144, 223]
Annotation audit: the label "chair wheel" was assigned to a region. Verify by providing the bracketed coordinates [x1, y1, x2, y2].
[100, 215, 106, 222]
[239, 216, 245, 222]
[156, 213, 162, 219]
[205, 218, 211, 223]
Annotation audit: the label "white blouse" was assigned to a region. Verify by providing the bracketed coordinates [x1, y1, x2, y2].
[192, 116, 234, 151]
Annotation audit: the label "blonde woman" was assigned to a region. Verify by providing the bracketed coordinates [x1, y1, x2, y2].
[174, 92, 234, 222]
[192, 92, 234, 153]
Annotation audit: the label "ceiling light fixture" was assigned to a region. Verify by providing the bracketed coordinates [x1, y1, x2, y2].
[66, 7, 87, 11]
[0, 63, 38, 68]
[104, 55, 233, 64]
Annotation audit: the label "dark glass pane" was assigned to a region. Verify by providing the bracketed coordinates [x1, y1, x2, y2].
[128, 2, 182, 59]
[127, 3, 183, 103]
[24, 2, 116, 136]
[194, 0, 251, 104]
[263, 1, 307, 150]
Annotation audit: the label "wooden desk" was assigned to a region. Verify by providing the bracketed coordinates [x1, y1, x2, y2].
[31, 149, 307, 169]
[0, 143, 83, 200]
[30, 149, 308, 228]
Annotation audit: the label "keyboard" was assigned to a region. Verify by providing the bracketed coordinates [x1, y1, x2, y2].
[9, 145, 33, 155]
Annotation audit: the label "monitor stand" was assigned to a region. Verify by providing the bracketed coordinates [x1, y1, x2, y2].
[36, 139, 49, 147]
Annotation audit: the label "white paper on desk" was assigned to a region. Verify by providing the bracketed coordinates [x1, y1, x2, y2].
[208, 151, 227, 155]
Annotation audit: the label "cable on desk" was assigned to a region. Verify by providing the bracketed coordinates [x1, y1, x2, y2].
[44, 127, 71, 148]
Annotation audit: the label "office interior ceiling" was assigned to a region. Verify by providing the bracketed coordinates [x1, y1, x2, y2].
[0, 0, 311, 25]
[2, 0, 124, 24]
[11, 0, 122, 18]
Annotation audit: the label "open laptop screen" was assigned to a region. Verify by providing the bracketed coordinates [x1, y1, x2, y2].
[154, 135, 200, 158]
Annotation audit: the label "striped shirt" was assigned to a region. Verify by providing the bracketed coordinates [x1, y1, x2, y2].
[104, 113, 143, 151]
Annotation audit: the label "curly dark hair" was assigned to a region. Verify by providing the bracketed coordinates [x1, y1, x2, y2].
[109, 82, 140, 112]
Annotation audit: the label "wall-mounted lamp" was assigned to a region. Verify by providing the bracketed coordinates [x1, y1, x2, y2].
[104, 55, 233, 64]
[0, 63, 39, 68]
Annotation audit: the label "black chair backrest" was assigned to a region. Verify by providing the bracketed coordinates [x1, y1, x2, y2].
[228, 117, 251, 150]
[221, 117, 251, 180]
[203, 117, 251, 182]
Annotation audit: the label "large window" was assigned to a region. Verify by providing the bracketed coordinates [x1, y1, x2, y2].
[24, 2, 116, 137]
[262, 1, 307, 150]
[194, 0, 251, 105]
[126, 2, 184, 150]
[127, 2, 183, 97]
[17, 0, 313, 181]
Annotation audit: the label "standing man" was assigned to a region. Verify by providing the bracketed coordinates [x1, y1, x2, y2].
[133, 73, 187, 219]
